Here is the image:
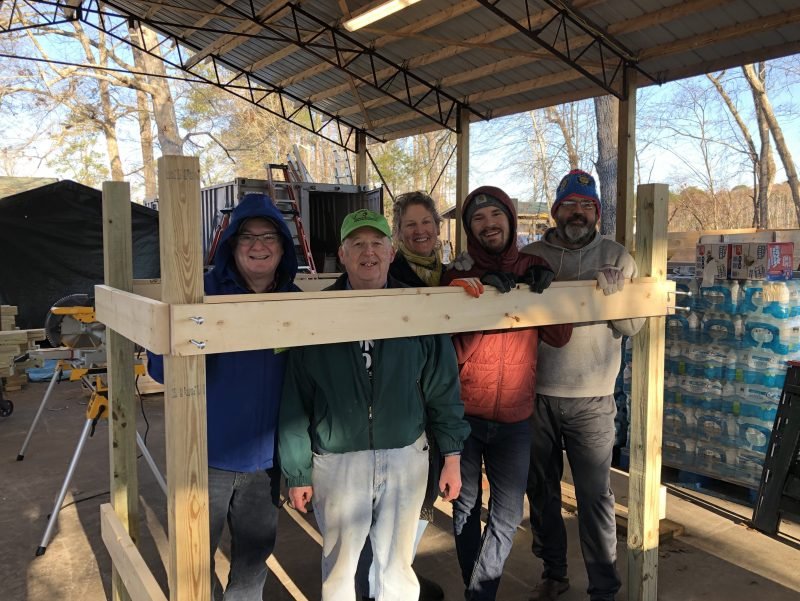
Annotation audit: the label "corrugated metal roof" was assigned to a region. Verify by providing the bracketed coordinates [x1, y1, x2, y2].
[93, 0, 800, 146]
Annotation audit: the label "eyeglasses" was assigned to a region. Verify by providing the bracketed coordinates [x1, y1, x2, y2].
[558, 199, 596, 211]
[237, 232, 281, 246]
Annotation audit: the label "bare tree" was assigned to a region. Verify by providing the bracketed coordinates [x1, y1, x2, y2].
[742, 63, 800, 226]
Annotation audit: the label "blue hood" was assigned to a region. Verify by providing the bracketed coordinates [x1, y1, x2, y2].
[212, 192, 298, 288]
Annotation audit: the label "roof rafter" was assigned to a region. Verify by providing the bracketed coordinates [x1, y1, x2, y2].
[331, 0, 733, 131]
[213, 1, 486, 131]
[474, 0, 647, 99]
[276, 0, 480, 87]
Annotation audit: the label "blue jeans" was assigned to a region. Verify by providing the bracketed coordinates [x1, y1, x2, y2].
[312, 435, 429, 601]
[453, 417, 531, 600]
[208, 466, 280, 601]
[526, 395, 620, 601]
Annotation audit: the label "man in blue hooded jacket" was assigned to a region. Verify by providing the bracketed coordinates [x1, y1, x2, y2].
[148, 192, 300, 600]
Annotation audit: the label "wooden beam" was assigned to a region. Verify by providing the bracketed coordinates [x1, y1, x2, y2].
[157, 155, 210, 601]
[102, 181, 139, 601]
[183, 0, 291, 69]
[167, 279, 673, 356]
[277, 0, 481, 87]
[355, 130, 367, 185]
[628, 183, 669, 601]
[616, 67, 637, 250]
[455, 106, 469, 255]
[101, 504, 168, 601]
[95, 286, 170, 355]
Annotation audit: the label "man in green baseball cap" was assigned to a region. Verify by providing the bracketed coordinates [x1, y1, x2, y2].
[337, 208, 395, 289]
[279, 207, 468, 600]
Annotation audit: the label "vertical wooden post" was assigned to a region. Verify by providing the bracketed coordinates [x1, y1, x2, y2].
[455, 106, 470, 254]
[628, 183, 668, 601]
[157, 156, 210, 601]
[102, 181, 138, 601]
[616, 67, 637, 251]
[355, 130, 367, 186]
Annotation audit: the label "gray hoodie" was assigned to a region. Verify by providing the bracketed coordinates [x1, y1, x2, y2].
[521, 228, 644, 397]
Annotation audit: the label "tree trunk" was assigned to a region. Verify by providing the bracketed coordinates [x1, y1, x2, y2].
[129, 24, 158, 198]
[708, 72, 763, 226]
[546, 106, 579, 168]
[743, 63, 800, 226]
[98, 36, 123, 181]
[135, 25, 183, 155]
[594, 95, 619, 238]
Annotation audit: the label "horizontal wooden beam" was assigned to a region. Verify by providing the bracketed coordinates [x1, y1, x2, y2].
[100, 504, 168, 601]
[95, 285, 171, 354]
[168, 278, 674, 356]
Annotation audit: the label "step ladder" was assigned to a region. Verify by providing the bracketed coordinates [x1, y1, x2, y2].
[266, 164, 316, 274]
[751, 361, 800, 535]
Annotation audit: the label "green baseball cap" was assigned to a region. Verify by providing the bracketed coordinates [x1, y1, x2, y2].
[340, 209, 392, 242]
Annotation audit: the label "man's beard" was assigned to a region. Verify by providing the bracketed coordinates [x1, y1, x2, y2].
[557, 217, 595, 245]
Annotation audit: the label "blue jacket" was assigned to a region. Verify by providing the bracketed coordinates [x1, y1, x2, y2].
[148, 193, 300, 472]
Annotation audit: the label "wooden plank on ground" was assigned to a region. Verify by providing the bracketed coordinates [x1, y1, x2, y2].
[560, 482, 682, 542]
[100, 504, 168, 601]
[168, 278, 674, 356]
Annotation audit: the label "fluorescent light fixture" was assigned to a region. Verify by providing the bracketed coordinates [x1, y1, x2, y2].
[343, 0, 422, 32]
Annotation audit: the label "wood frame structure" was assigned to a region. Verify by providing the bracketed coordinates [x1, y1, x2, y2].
[97, 156, 672, 601]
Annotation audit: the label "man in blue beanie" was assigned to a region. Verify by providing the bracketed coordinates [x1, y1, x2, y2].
[521, 169, 644, 601]
[148, 193, 301, 600]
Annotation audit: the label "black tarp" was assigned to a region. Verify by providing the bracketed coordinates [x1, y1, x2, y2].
[0, 180, 160, 329]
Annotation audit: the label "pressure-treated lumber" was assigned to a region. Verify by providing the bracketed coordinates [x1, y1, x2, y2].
[157, 155, 210, 601]
[131, 274, 343, 300]
[167, 278, 673, 356]
[628, 183, 669, 601]
[101, 504, 168, 601]
[102, 181, 139, 601]
[95, 286, 170, 354]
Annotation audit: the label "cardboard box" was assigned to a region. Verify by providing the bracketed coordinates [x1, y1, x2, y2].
[696, 243, 731, 279]
[730, 242, 794, 280]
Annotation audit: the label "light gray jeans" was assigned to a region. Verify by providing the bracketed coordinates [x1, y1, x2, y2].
[312, 434, 429, 601]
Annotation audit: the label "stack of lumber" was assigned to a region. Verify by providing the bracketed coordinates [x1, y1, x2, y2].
[0, 304, 17, 331]
[0, 306, 46, 390]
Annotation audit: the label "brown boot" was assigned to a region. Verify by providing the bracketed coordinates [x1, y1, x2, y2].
[530, 577, 570, 601]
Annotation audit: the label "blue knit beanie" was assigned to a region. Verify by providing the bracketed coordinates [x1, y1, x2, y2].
[551, 169, 601, 217]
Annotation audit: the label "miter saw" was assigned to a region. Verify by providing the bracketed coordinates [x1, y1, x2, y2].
[44, 293, 106, 366]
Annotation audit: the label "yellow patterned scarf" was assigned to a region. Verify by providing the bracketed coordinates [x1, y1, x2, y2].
[397, 240, 443, 287]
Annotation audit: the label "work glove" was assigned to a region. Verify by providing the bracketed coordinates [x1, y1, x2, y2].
[596, 264, 625, 296]
[480, 271, 517, 293]
[451, 251, 474, 271]
[518, 264, 555, 294]
[448, 277, 485, 298]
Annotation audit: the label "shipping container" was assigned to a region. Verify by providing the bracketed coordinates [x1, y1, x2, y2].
[149, 177, 382, 272]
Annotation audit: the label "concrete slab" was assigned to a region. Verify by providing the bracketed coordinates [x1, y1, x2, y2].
[1, 380, 799, 600]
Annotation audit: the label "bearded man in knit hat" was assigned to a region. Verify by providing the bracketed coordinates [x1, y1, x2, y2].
[520, 170, 644, 601]
[442, 187, 572, 601]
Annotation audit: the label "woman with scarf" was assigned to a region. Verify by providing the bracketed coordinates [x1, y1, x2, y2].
[355, 191, 449, 601]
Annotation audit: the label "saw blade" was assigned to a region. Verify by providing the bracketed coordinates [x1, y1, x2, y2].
[45, 293, 104, 349]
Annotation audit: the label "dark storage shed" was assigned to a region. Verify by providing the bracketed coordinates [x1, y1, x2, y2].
[0, 180, 160, 329]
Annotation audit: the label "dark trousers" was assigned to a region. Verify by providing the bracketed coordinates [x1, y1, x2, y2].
[526, 394, 621, 601]
[208, 466, 281, 601]
[453, 417, 531, 601]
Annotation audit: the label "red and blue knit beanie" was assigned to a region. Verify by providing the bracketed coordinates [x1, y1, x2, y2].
[551, 169, 601, 217]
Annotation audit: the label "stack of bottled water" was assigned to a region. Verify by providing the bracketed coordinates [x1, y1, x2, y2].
[622, 277, 800, 488]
